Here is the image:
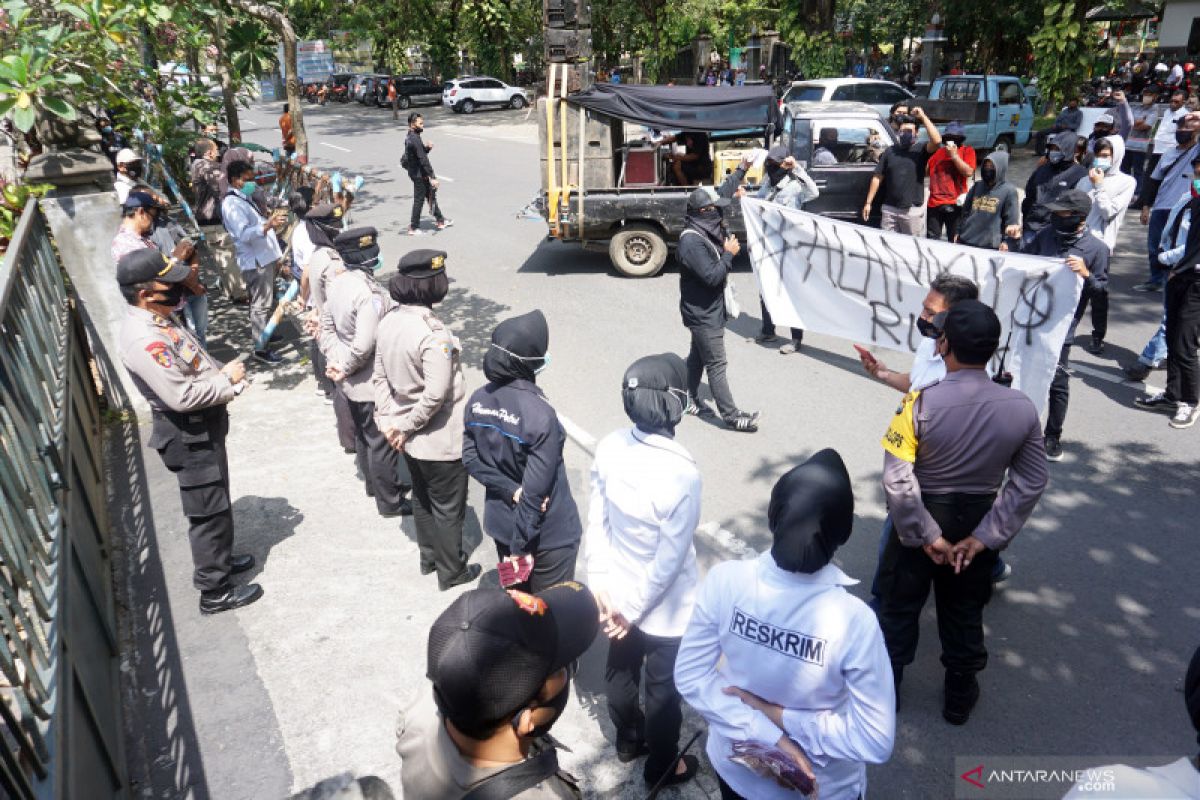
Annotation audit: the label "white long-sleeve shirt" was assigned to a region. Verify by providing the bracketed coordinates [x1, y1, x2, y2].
[584, 427, 700, 637]
[291, 222, 316, 281]
[221, 189, 282, 272]
[675, 553, 895, 800]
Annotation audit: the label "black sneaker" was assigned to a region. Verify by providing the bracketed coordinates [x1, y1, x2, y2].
[1044, 436, 1063, 462]
[200, 583, 264, 615]
[1131, 281, 1164, 293]
[684, 400, 715, 418]
[942, 671, 980, 725]
[1134, 392, 1178, 413]
[725, 411, 760, 433]
[269, 330, 284, 344]
[379, 498, 414, 518]
[616, 739, 650, 763]
[253, 348, 283, 365]
[1084, 336, 1104, 355]
[1122, 362, 1151, 382]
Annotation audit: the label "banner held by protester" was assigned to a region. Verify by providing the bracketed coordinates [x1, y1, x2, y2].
[741, 198, 1081, 415]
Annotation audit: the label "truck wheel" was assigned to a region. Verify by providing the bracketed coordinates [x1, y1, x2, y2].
[510, 95, 528, 110]
[399, 95, 411, 110]
[993, 135, 1015, 153]
[610, 224, 668, 278]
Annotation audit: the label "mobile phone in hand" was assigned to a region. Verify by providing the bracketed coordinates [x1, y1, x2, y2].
[498, 554, 534, 587]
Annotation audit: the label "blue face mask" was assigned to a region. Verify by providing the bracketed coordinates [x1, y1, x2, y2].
[1093, 158, 1112, 171]
[534, 353, 551, 374]
[239, 180, 257, 198]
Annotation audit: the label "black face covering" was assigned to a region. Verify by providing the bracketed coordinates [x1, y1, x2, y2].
[769, 448, 855, 574]
[765, 160, 788, 187]
[155, 283, 186, 307]
[1052, 214, 1084, 235]
[916, 316, 940, 339]
[686, 206, 725, 245]
[520, 680, 570, 739]
[981, 165, 997, 184]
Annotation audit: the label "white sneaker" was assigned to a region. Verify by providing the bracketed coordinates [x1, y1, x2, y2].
[1169, 403, 1200, 429]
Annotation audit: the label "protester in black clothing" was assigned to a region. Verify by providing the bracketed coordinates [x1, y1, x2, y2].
[958, 151, 1022, 250]
[863, 107, 942, 234]
[462, 310, 583, 592]
[1021, 190, 1109, 461]
[677, 169, 760, 433]
[1022, 130, 1090, 246]
[403, 113, 452, 235]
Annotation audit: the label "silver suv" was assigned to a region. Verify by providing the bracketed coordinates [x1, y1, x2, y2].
[442, 76, 530, 114]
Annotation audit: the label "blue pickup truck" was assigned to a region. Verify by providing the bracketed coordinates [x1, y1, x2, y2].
[915, 75, 1035, 152]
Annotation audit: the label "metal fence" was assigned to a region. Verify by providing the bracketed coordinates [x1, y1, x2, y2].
[0, 200, 127, 798]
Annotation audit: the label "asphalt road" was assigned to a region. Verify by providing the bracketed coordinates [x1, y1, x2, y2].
[216, 98, 1200, 799]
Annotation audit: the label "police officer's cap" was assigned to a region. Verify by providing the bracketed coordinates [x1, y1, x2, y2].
[333, 226, 379, 268]
[116, 248, 191, 286]
[397, 249, 448, 280]
[942, 299, 1001, 363]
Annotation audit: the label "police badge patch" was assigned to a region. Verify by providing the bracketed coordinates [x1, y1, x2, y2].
[145, 341, 174, 368]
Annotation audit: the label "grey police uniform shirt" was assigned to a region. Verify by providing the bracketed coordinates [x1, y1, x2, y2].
[306, 247, 343, 313]
[395, 690, 579, 800]
[880, 369, 1049, 550]
[318, 268, 394, 403]
[119, 306, 237, 413]
[372, 304, 466, 463]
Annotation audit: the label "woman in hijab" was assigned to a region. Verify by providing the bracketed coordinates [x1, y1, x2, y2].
[374, 250, 479, 591]
[675, 449, 895, 800]
[462, 310, 582, 592]
[585, 353, 702, 789]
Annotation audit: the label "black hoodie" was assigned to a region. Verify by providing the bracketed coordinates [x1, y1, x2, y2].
[769, 449, 855, 574]
[463, 310, 581, 555]
[958, 151, 1020, 249]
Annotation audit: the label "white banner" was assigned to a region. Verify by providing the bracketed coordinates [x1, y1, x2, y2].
[741, 199, 1082, 415]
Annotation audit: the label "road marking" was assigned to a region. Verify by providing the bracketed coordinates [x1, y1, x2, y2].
[558, 412, 758, 559]
[320, 141, 351, 152]
[1070, 362, 1162, 395]
[442, 132, 487, 142]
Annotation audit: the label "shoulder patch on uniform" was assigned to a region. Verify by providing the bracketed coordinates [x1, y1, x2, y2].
[145, 341, 174, 368]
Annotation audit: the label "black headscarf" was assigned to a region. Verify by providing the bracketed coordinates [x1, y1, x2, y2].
[621, 353, 688, 437]
[685, 207, 726, 246]
[305, 203, 341, 249]
[482, 310, 549, 385]
[769, 448, 855, 574]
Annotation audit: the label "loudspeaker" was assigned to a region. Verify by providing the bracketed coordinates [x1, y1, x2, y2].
[545, 28, 592, 62]
[544, 0, 591, 28]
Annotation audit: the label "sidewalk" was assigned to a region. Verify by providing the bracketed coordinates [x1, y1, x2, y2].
[111, 284, 729, 799]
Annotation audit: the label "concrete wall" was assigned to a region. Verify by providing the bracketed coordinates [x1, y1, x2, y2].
[40, 192, 151, 416]
[1159, 0, 1200, 50]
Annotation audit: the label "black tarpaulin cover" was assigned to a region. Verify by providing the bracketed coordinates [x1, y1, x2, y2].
[566, 83, 779, 132]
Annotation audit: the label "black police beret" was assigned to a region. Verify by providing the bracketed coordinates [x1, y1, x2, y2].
[116, 247, 190, 286]
[398, 249, 448, 279]
[333, 226, 380, 269]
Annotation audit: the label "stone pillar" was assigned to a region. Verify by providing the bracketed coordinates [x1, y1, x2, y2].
[27, 115, 149, 415]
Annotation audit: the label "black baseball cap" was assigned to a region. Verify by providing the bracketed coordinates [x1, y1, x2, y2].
[398, 248, 447, 279]
[1045, 188, 1092, 216]
[427, 582, 599, 732]
[116, 247, 190, 286]
[333, 226, 380, 269]
[942, 299, 1001, 363]
[686, 186, 730, 211]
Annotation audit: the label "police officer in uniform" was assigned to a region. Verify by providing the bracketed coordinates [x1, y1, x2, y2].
[877, 300, 1049, 724]
[320, 227, 411, 517]
[116, 248, 263, 614]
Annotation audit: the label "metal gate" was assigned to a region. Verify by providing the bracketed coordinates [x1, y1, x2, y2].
[0, 200, 127, 798]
